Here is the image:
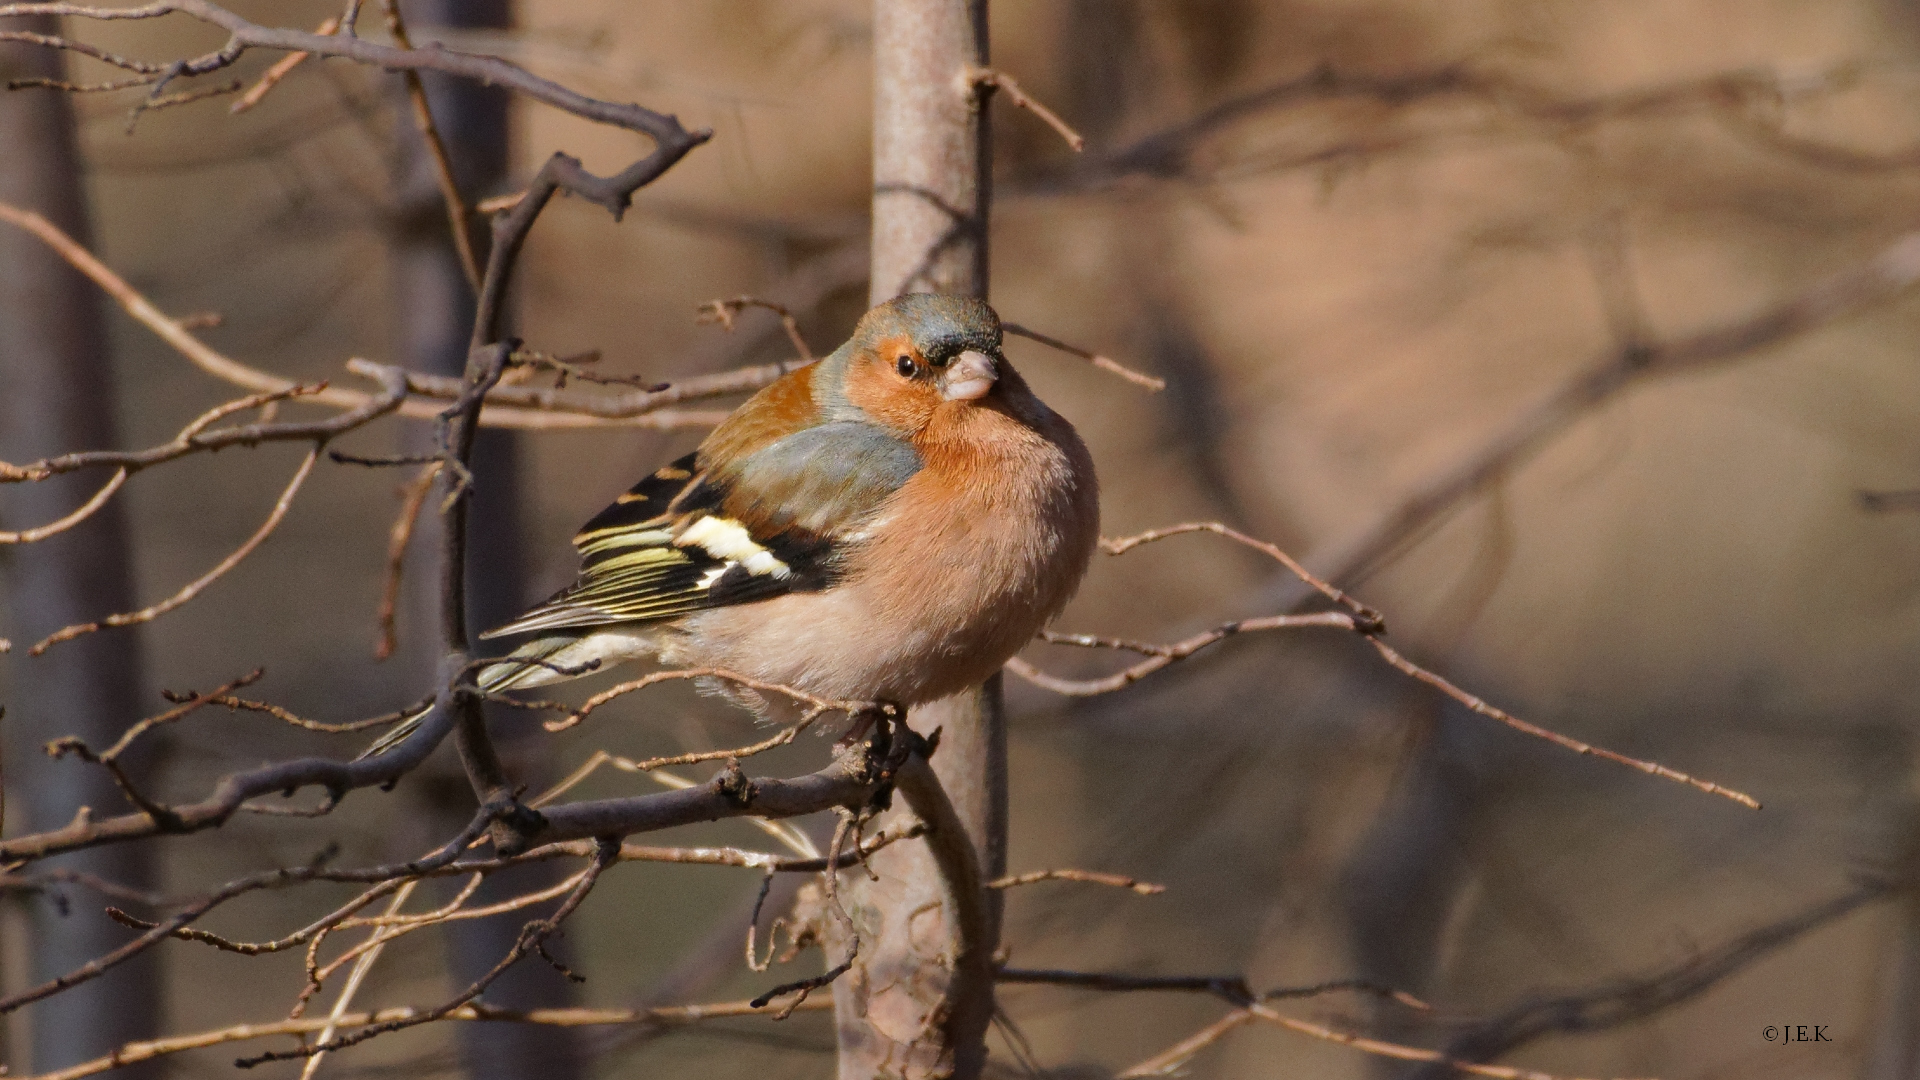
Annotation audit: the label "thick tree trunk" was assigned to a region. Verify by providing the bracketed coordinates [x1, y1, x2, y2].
[0, 19, 162, 1077]
[832, 4, 1000, 1077]
[386, 3, 581, 1078]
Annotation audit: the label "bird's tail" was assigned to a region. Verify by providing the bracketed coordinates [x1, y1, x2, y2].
[356, 633, 589, 760]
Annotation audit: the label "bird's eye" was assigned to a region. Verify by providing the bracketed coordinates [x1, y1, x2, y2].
[895, 355, 918, 378]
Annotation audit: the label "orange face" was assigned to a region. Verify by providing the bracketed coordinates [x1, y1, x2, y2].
[842, 333, 1002, 436]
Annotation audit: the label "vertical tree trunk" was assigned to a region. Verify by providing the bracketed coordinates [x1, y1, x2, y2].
[386, 3, 581, 1078]
[0, 19, 162, 1077]
[832, 4, 999, 1077]
[1864, 796, 1920, 1080]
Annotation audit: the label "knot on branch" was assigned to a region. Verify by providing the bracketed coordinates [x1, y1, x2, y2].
[479, 792, 548, 857]
[847, 712, 931, 813]
[715, 759, 756, 808]
[1349, 608, 1387, 636]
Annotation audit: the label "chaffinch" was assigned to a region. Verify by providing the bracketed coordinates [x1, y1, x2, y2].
[367, 293, 1098, 755]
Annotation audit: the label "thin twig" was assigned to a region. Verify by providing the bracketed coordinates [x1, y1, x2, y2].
[0, 468, 125, 543]
[1, 383, 336, 547]
[239, 839, 619, 1063]
[20, 996, 831, 1080]
[374, 462, 441, 660]
[136, 77, 240, 113]
[1002, 321, 1164, 390]
[507, 349, 666, 390]
[541, 668, 871, 732]
[697, 296, 816, 362]
[0, 812, 502, 1014]
[749, 814, 857, 1015]
[1100, 521, 1377, 619]
[98, 669, 265, 760]
[7, 74, 152, 92]
[205, 694, 430, 736]
[1117, 1010, 1256, 1077]
[965, 65, 1085, 151]
[229, 14, 337, 113]
[0, 203, 725, 430]
[3, 381, 339, 481]
[1010, 612, 1356, 694]
[1017, 522, 1761, 809]
[1363, 636, 1761, 808]
[299, 880, 416, 1080]
[30, 447, 320, 655]
[987, 869, 1166, 895]
[1245, 1003, 1647, 1080]
[380, 0, 481, 292]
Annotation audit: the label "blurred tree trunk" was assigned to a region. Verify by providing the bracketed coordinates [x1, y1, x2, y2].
[0, 18, 162, 1077]
[385, 3, 580, 1078]
[830, 3, 1000, 1077]
[1346, 705, 1486, 1079]
[1866, 797, 1920, 1080]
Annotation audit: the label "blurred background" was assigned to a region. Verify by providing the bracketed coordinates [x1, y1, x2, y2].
[4, 0, 1920, 1077]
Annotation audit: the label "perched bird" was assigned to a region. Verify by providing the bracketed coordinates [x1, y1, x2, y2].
[365, 293, 1098, 756]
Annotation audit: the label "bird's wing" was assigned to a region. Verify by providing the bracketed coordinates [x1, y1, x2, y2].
[481, 422, 921, 638]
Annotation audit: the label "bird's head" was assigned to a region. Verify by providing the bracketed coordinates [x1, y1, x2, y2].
[835, 293, 1010, 434]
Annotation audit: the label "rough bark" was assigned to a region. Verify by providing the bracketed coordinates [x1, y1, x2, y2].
[831, 4, 1000, 1077]
[0, 17, 162, 1076]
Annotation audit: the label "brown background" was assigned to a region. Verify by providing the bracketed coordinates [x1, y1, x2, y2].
[4, 0, 1920, 1076]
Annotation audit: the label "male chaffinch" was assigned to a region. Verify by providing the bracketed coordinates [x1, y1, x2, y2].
[366, 293, 1097, 755]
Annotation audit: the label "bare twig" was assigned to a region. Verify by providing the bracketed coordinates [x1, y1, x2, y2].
[380, 0, 481, 292]
[1009, 612, 1356, 695]
[0, 1, 710, 145]
[749, 814, 858, 1015]
[205, 694, 430, 736]
[698, 296, 816, 362]
[0, 202, 726, 429]
[506, 349, 666, 390]
[1363, 635, 1761, 808]
[0, 812, 502, 1013]
[299, 880, 416, 1080]
[374, 462, 441, 660]
[1102, 521, 1377, 618]
[98, 669, 265, 760]
[1244, 1003, 1646, 1080]
[0, 467, 125, 542]
[20, 996, 831, 1080]
[228, 14, 337, 113]
[965, 65, 1085, 152]
[352, 355, 774, 422]
[541, 668, 871, 732]
[1001, 321, 1164, 390]
[0, 382, 356, 553]
[133, 76, 240, 116]
[987, 869, 1166, 895]
[1013, 524, 1760, 808]
[30, 447, 320, 655]
[1, 381, 362, 486]
[1117, 1009, 1256, 1077]
[238, 838, 619, 1063]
